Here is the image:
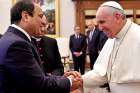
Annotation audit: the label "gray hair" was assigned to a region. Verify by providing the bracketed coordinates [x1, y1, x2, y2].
[104, 6, 126, 20]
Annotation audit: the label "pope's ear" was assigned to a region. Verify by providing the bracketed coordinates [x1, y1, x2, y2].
[114, 12, 122, 22]
[21, 11, 31, 22]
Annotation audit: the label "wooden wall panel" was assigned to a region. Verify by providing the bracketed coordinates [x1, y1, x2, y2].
[73, 0, 140, 33]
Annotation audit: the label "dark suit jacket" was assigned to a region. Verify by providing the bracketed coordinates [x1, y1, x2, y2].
[39, 36, 64, 76]
[98, 31, 108, 51]
[87, 27, 100, 54]
[69, 33, 87, 55]
[0, 26, 70, 93]
[0, 34, 2, 38]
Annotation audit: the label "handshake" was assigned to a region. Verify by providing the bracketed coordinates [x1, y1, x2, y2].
[64, 71, 83, 92]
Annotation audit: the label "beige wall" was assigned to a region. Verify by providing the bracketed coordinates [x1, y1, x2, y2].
[0, 0, 75, 37]
[60, 0, 75, 37]
[0, 0, 11, 34]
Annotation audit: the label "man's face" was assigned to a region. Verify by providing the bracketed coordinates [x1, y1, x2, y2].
[74, 26, 80, 34]
[27, 4, 45, 37]
[96, 7, 118, 38]
[40, 15, 48, 36]
[87, 22, 95, 31]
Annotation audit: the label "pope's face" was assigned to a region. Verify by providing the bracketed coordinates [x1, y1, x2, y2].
[96, 7, 119, 38]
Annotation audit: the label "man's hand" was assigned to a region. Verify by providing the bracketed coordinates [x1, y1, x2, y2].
[73, 52, 82, 57]
[64, 71, 83, 91]
[70, 75, 83, 91]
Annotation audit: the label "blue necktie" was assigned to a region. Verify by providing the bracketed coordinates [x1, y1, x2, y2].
[89, 31, 93, 41]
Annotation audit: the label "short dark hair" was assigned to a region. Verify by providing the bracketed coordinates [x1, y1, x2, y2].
[11, 0, 34, 24]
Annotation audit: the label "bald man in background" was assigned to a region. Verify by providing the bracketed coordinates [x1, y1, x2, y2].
[86, 21, 100, 70]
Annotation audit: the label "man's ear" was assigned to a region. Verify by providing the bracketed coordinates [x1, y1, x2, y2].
[21, 11, 30, 22]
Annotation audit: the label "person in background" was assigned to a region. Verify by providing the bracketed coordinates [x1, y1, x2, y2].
[32, 15, 64, 76]
[0, 1, 82, 93]
[98, 31, 108, 54]
[69, 25, 87, 75]
[47, 22, 55, 34]
[86, 20, 100, 70]
[82, 1, 140, 93]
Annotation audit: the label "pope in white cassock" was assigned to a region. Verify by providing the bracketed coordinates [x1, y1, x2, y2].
[82, 1, 140, 93]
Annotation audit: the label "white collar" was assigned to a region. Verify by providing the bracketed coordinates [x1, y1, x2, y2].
[11, 24, 31, 41]
[31, 36, 42, 41]
[92, 27, 95, 32]
[116, 19, 132, 40]
[89, 27, 95, 33]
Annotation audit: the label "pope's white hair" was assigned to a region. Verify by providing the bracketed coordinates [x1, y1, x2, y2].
[99, 1, 126, 19]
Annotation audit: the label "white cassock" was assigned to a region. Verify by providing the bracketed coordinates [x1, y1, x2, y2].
[82, 20, 140, 93]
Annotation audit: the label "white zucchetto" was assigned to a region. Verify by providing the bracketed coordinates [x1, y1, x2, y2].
[100, 1, 123, 11]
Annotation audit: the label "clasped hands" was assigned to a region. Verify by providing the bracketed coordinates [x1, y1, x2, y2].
[64, 71, 83, 91]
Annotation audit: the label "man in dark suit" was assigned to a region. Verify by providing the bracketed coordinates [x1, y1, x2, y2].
[32, 15, 64, 76]
[32, 36, 64, 76]
[98, 31, 108, 54]
[0, 1, 82, 93]
[69, 25, 87, 75]
[41, 36, 64, 76]
[87, 21, 100, 70]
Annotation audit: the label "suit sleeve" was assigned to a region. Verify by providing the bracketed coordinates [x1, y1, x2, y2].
[52, 39, 64, 76]
[69, 36, 74, 53]
[5, 41, 70, 93]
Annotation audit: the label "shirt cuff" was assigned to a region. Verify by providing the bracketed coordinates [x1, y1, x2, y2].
[67, 77, 72, 86]
[80, 51, 83, 55]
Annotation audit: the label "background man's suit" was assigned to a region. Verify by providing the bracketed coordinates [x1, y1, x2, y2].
[0, 34, 2, 38]
[69, 33, 87, 74]
[32, 36, 64, 76]
[98, 31, 108, 52]
[0, 26, 70, 93]
[87, 26, 100, 70]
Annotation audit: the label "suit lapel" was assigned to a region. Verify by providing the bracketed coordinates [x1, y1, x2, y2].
[31, 39, 45, 74]
[90, 28, 98, 41]
[7, 26, 30, 42]
[8, 26, 42, 66]
[31, 38, 42, 65]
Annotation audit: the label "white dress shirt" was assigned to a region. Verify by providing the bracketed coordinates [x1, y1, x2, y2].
[11, 24, 31, 41]
[89, 27, 95, 41]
